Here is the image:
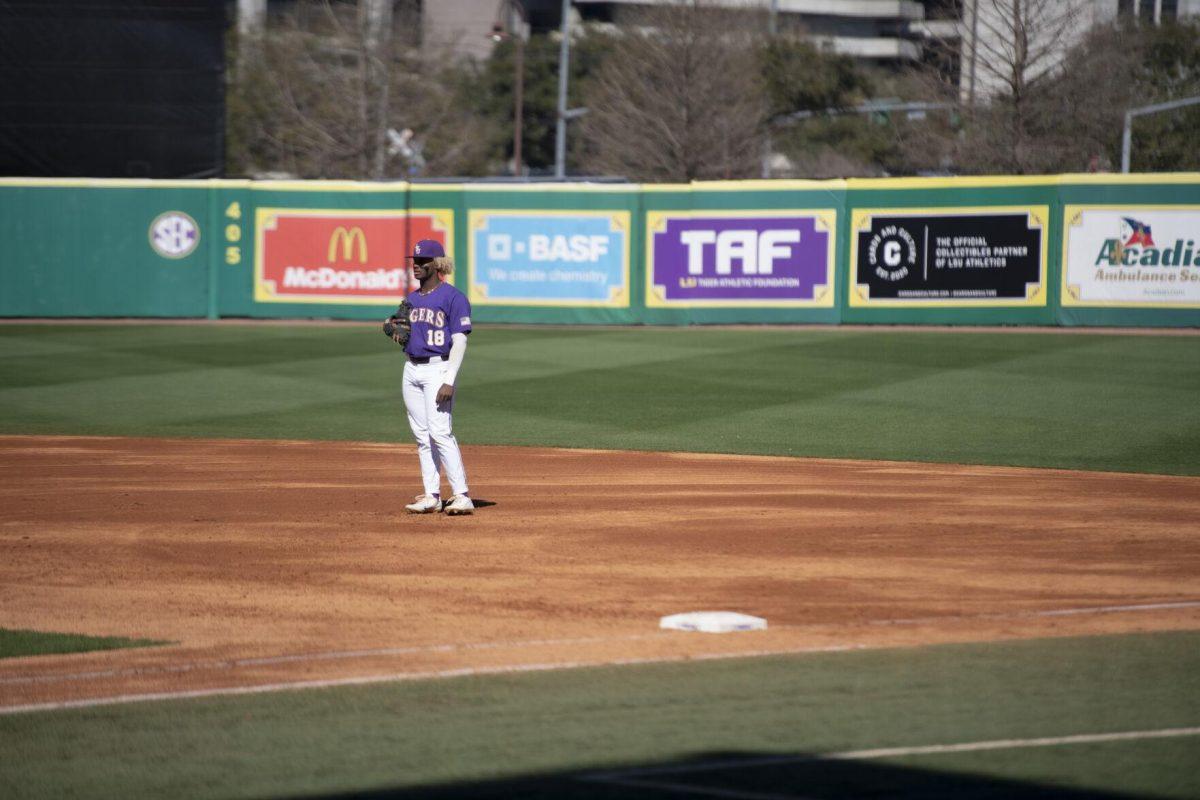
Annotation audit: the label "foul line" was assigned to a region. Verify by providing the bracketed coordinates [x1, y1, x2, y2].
[6, 599, 1197, 690]
[581, 727, 1200, 799]
[0, 645, 860, 716]
[0, 631, 677, 687]
[866, 600, 1200, 628]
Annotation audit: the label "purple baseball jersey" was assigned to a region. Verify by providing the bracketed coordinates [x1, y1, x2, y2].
[404, 282, 472, 359]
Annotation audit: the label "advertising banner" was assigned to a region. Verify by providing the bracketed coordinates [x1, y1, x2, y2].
[645, 210, 836, 307]
[1062, 206, 1200, 308]
[849, 207, 1048, 307]
[468, 210, 630, 306]
[254, 208, 453, 305]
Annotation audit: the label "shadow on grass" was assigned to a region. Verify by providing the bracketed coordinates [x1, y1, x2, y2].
[276, 749, 1152, 799]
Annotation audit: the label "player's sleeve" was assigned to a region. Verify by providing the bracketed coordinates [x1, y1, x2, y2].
[443, 333, 468, 386]
[449, 292, 472, 336]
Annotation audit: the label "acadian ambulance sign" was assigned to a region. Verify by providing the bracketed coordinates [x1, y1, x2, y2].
[1063, 206, 1200, 308]
[467, 210, 630, 306]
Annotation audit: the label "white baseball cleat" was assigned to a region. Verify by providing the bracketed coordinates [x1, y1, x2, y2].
[405, 494, 442, 514]
[444, 494, 474, 516]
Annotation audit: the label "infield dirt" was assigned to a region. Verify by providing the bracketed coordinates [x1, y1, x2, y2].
[2, 435, 1198, 710]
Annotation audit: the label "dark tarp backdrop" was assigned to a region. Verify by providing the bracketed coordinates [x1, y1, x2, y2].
[0, 0, 226, 178]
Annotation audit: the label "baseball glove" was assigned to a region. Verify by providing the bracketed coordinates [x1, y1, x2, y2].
[383, 298, 413, 347]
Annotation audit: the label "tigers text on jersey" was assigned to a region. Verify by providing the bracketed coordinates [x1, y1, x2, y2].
[404, 282, 472, 358]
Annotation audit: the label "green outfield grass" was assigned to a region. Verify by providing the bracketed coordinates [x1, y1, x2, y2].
[3, 325, 1198, 799]
[1, 324, 1198, 474]
[1, 631, 1198, 799]
[0, 629, 166, 660]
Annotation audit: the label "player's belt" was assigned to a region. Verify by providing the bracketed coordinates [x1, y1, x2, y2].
[408, 355, 445, 365]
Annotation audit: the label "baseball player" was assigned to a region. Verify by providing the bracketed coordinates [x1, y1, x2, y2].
[385, 239, 474, 515]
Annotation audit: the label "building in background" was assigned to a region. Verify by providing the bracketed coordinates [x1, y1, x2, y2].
[241, 1, 961, 69]
[1116, 0, 1200, 23]
[958, 0, 1200, 103]
[575, 1, 944, 62]
[422, 0, 565, 59]
[233, 0, 1200, 107]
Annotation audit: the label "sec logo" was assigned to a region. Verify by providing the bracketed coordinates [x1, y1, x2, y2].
[149, 211, 200, 259]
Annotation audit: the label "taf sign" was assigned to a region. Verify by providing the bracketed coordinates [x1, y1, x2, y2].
[468, 210, 630, 307]
[254, 209, 453, 305]
[646, 211, 836, 307]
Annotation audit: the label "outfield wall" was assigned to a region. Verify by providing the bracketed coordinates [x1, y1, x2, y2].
[2, 175, 1198, 327]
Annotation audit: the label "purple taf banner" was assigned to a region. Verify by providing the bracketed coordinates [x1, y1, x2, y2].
[649, 214, 833, 305]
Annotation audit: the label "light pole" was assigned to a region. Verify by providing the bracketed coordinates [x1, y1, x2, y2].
[1121, 95, 1200, 173]
[491, 1, 527, 176]
[554, 0, 587, 179]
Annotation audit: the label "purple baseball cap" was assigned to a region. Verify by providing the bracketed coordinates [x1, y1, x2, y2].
[408, 239, 445, 260]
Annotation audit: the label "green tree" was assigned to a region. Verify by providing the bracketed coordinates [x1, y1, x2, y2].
[1125, 20, 1200, 172]
[480, 32, 608, 173]
[760, 38, 871, 119]
[760, 38, 902, 178]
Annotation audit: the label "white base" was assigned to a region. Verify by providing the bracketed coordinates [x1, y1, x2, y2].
[659, 611, 767, 634]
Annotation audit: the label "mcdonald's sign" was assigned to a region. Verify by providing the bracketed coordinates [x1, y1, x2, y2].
[327, 226, 368, 264]
[255, 209, 453, 304]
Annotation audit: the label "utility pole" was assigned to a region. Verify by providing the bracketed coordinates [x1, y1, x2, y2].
[554, 0, 572, 179]
[360, 0, 394, 179]
[491, 1, 527, 176]
[967, 0, 980, 107]
[514, 30, 525, 175]
[763, 0, 778, 178]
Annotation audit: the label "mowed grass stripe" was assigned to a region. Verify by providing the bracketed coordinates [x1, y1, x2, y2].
[0, 629, 167, 660]
[1, 325, 1198, 474]
[1, 631, 1197, 799]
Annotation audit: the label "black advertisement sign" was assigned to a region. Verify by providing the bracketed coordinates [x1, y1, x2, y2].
[852, 210, 1046, 305]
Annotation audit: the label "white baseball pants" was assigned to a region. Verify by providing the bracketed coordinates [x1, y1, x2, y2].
[402, 359, 469, 497]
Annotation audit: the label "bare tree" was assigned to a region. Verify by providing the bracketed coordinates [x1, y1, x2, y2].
[227, 0, 502, 179]
[961, 0, 1091, 104]
[963, 0, 1094, 171]
[578, 1, 766, 182]
[934, 0, 1099, 173]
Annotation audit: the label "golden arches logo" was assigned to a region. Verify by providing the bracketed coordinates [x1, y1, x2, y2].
[328, 226, 368, 264]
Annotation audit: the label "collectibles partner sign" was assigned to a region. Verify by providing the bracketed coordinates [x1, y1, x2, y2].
[1062, 206, 1200, 308]
[849, 207, 1048, 307]
[645, 210, 836, 307]
[254, 209, 453, 304]
[467, 210, 630, 307]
